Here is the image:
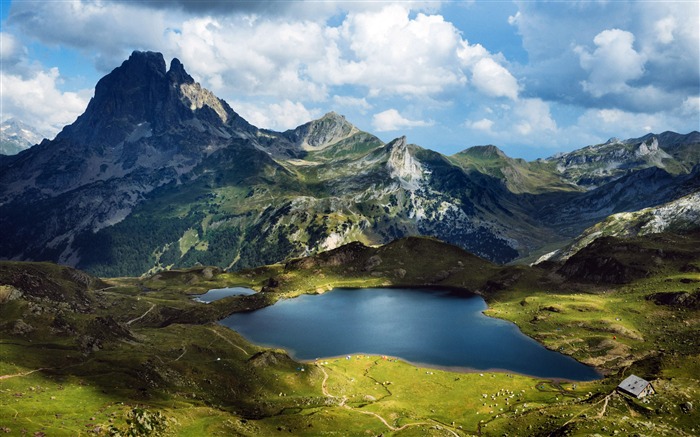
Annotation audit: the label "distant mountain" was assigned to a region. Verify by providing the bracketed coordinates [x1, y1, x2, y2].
[450, 145, 576, 194]
[1, 51, 698, 276]
[0, 118, 46, 155]
[546, 132, 699, 189]
[537, 191, 700, 264]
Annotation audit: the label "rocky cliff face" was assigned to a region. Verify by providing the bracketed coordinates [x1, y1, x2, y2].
[1, 51, 698, 276]
[0, 51, 274, 265]
[282, 111, 357, 151]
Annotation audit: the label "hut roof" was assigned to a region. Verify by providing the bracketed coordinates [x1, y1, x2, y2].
[617, 375, 651, 397]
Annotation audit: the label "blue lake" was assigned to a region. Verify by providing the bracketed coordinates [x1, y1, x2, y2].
[220, 287, 601, 381]
[193, 287, 256, 303]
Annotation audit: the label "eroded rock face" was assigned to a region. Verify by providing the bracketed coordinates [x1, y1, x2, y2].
[1, 51, 698, 277]
[284, 112, 357, 151]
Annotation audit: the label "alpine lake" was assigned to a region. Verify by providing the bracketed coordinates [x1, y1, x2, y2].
[207, 287, 600, 381]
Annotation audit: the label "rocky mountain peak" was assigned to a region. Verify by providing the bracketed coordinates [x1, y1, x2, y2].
[55, 51, 241, 148]
[285, 111, 358, 151]
[0, 118, 46, 155]
[167, 58, 195, 85]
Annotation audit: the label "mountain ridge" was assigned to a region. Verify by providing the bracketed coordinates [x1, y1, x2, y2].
[1, 51, 698, 276]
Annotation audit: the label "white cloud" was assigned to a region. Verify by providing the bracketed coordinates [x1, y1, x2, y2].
[0, 32, 24, 63]
[654, 16, 676, 45]
[466, 118, 494, 132]
[9, 1, 518, 105]
[514, 98, 557, 135]
[0, 68, 91, 135]
[507, 11, 520, 26]
[168, 16, 330, 101]
[471, 58, 519, 100]
[319, 4, 468, 96]
[232, 99, 320, 131]
[332, 95, 371, 111]
[577, 108, 661, 134]
[513, 1, 698, 116]
[372, 109, 432, 132]
[576, 29, 647, 97]
[681, 96, 700, 117]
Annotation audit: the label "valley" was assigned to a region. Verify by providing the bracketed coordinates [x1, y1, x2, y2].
[1, 234, 699, 436]
[1, 50, 699, 436]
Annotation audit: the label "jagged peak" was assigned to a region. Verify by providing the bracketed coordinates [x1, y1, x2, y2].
[121, 50, 167, 76]
[386, 136, 408, 149]
[167, 58, 195, 84]
[55, 51, 245, 147]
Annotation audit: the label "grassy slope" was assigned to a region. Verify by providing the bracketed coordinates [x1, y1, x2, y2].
[1, 235, 699, 436]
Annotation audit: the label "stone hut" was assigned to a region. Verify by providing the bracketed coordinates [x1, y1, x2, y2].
[617, 374, 655, 399]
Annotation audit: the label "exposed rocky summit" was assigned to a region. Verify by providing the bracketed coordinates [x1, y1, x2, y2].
[0, 51, 698, 276]
[282, 111, 357, 151]
[0, 118, 46, 155]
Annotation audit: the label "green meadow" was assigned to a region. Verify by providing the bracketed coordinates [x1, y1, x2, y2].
[1, 234, 699, 436]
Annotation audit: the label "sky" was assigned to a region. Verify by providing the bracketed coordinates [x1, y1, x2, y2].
[1, 0, 698, 160]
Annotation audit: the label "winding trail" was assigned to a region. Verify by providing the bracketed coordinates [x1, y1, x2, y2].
[558, 390, 616, 429]
[208, 328, 249, 356]
[317, 364, 460, 436]
[0, 368, 48, 380]
[126, 303, 156, 326]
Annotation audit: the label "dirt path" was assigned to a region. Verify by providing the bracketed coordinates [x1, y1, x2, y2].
[317, 364, 460, 436]
[0, 368, 48, 380]
[557, 390, 616, 430]
[126, 303, 156, 325]
[596, 392, 614, 418]
[207, 328, 249, 356]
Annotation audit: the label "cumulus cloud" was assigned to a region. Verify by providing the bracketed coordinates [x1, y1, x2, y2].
[513, 98, 557, 136]
[576, 29, 647, 97]
[471, 58, 519, 100]
[654, 16, 676, 45]
[231, 99, 320, 131]
[322, 4, 469, 96]
[466, 118, 494, 132]
[6, 0, 696, 155]
[512, 1, 698, 116]
[1, 68, 91, 134]
[372, 109, 432, 132]
[8, 1, 519, 105]
[167, 16, 331, 101]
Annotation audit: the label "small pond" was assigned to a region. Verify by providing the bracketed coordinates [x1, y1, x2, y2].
[192, 287, 256, 303]
[220, 287, 600, 380]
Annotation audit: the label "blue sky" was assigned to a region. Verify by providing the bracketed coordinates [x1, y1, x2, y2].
[1, 0, 698, 159]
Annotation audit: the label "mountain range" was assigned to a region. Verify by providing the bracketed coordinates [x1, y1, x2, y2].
[0, 118, 46, 156]
[1, 51, 698, 276]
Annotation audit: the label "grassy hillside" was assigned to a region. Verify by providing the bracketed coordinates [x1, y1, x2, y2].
[1, 235, 698, 436]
